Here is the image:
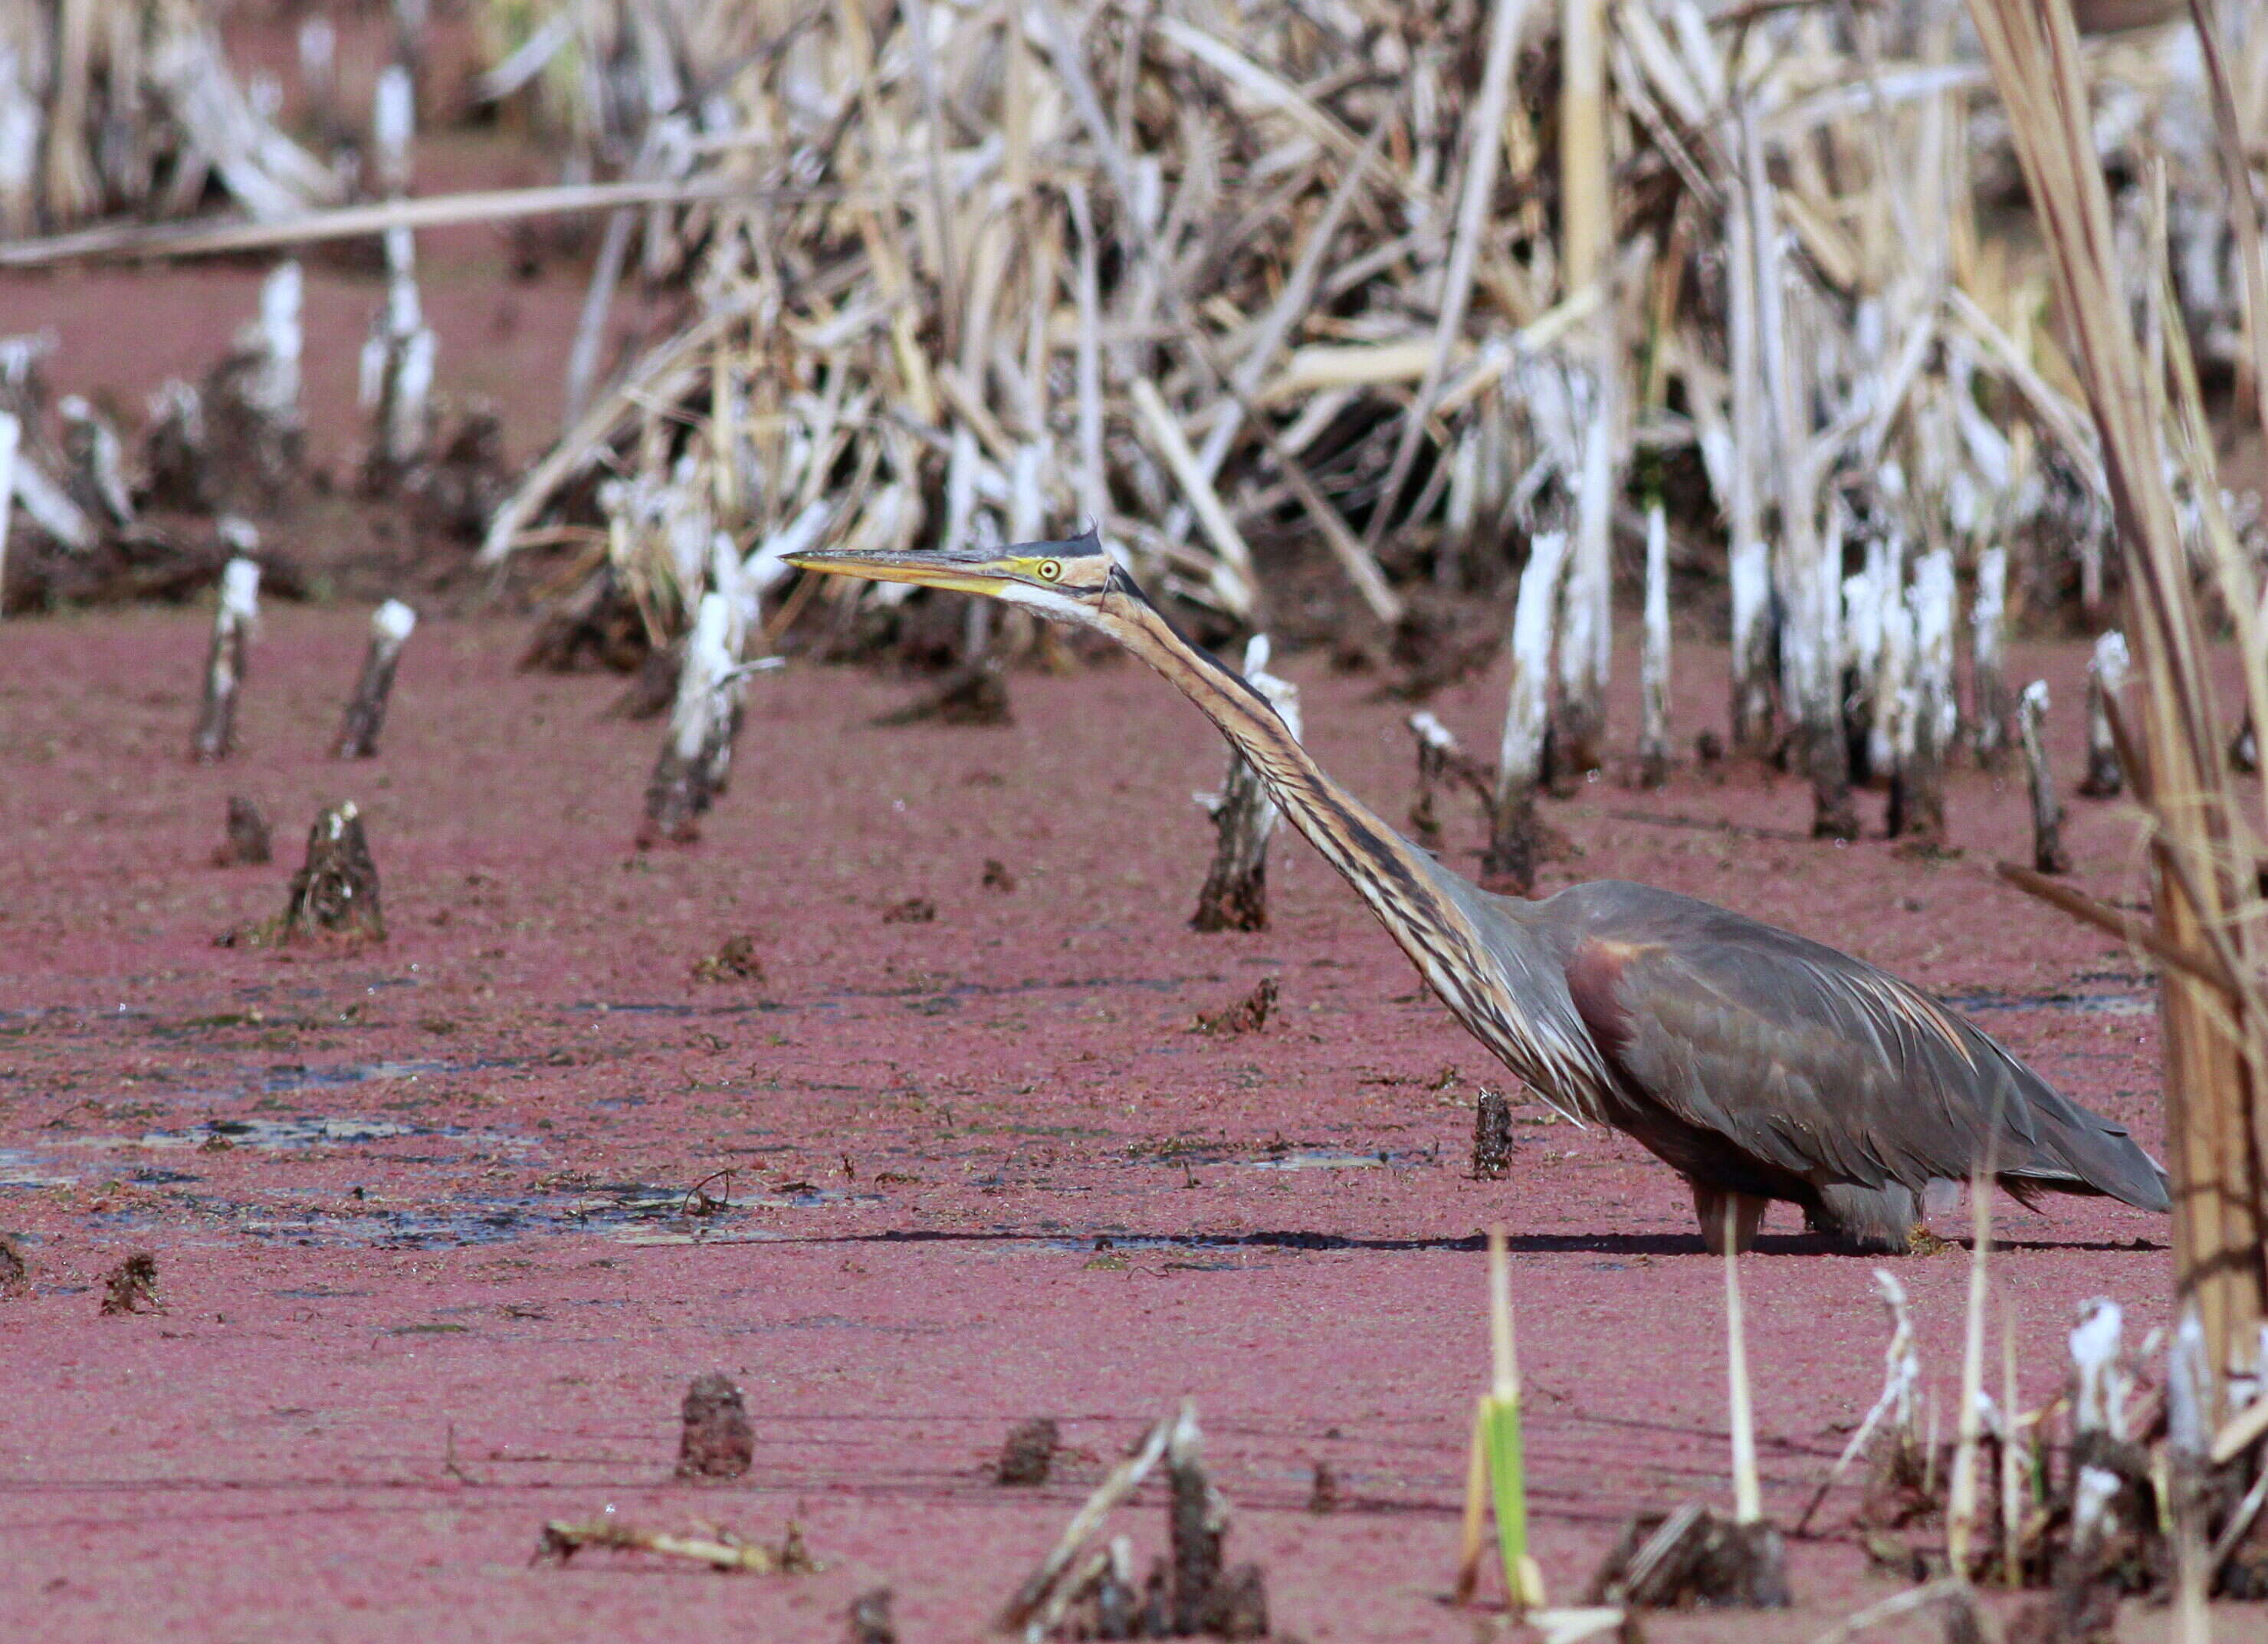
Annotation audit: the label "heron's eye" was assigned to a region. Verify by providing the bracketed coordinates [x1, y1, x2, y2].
[1036, 559, 1062, 582]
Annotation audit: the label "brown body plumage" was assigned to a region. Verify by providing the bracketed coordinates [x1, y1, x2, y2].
[786, 532, 2169, 1253]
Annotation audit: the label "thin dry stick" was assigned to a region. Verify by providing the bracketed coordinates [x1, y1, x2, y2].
[0, 176, 809, 269]
[997, 1415, 1174, 1634]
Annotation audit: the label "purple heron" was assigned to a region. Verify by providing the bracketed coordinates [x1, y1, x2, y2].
[786, 532, 2168, 1254]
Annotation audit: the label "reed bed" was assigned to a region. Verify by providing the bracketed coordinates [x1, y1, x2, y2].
[0, 0, 343, 232]
[452, 0, 2267, 812]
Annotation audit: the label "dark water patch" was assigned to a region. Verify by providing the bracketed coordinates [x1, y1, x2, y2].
[1945, 989, 2151, 1019]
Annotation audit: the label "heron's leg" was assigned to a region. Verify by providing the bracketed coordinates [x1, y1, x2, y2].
[1692, 1183, 1768, 1254]
[1812, 1182, 1920, 1254]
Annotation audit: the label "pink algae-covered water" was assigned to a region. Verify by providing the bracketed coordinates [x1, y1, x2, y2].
[0, 603, 2230, 1642]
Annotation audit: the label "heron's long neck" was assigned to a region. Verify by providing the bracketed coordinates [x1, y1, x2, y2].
[1108, 597, 1609, 1114]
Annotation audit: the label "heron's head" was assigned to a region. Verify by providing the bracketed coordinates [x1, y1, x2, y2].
[784, 528, 1122, 630]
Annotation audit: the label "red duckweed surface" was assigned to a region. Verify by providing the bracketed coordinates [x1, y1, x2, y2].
[0, 605, 2234, 1642]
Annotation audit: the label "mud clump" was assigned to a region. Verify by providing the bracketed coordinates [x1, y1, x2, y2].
[1470, 1090, 1515, 1179]
[883, 897, 937, 925]
[675, 1370, 755, 1479]
[996, 1418, 1060, 1486]
[98, 1251, 162, 1315]
[1193, 976, 1276, 1036]
[212, 795, 271, 866]
[1590, 1502, 1790, 1610]
[982, 858, 1018, 894]
[874, 664, 1012, 727]
[692, 936, 764, 983]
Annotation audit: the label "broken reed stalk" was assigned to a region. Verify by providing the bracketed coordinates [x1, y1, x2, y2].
[192, 556, 260, 763]
[2017, 681, 2069, 875]
[361, 228, 435, 481]
[1363, 0, 1528, 560]
[1797, 1270, 1920, 1534]
[1408, 711, 1466, 854]
[1971, 0, 2268, 1432]
[334, 599, 417, 759]
[1166, 1403, 1226, 1636]
[1725, 134, 1774, 758]
[2078, 631, 2129, 797]
[1945, 1163, 1994, 1575]
[1553, 0, 1615, 779]
[1638, 500, 1671, 789]
[1971, 545, 2010, 769]
[1484, 530, 1568, 895]
[997, 1416, 1173, 1634]
[1457, 1224, 1543, 1610]
[1724, 1202, 1762, 1526]
[0, 408, 16, 612]
[1999, 1299, 2025, 1590]
[1192, 636, 1300, 932]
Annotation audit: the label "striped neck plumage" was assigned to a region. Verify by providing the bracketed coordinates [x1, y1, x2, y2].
[1098, 588, 1612, 1122]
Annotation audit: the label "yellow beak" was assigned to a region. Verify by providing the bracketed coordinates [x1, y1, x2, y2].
[783, 545, 1014, 599]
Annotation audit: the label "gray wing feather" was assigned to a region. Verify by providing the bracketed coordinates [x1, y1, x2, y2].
[1553, 884, 2169, 1210]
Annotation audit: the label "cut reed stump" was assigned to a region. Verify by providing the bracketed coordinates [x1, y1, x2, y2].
[1638, 500, 1672, 789]
[141, 380, 210, 513]
[57, 395, 132, 528]
[1888, 551, 1955, 848]
[640, 590, 744, 846]
[0, 409, 18, 608]
[334, 599, 416, 759]
[1970, 546, 2012, 769]
[1192, 636, 1300, 932]
[2077, 632, 2128, 797]
[204, 262, 306, 510]
[1472, 1090, 1515, 1180]
[212, 795, 271, 867]
[279, 802, 385, 943]
[1484, 530, 1568, 895]
[191, 556, 260, 763]
[997, 1418, 1061, 1486]
[847, 1588, 898, 1644]
[2018, 681, 2070, 875]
